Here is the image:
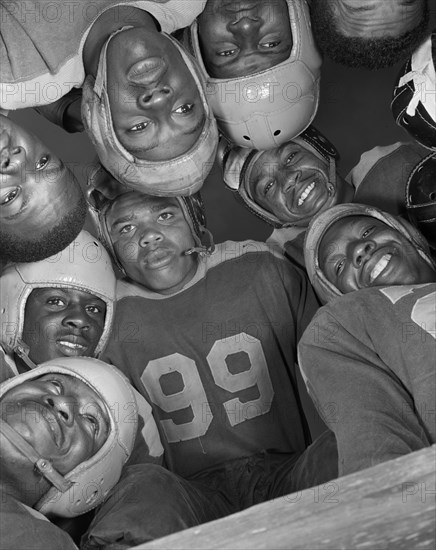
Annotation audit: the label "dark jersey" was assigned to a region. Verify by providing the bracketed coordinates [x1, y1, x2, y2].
[299, 283, 436, 475]
[103, 241, 319, 476]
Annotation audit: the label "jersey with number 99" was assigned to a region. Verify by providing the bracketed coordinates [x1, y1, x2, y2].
[102, 241, 319, 476]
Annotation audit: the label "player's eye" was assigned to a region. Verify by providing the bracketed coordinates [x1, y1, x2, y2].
[285, 152, 298, 166]
[0, 188, 20, 205]
[158, 211, 174, 221]
[362, 226, 375, 238]
[36, 155, 50, 170]
[46, 297, 66, 307]
[260, 40, 280, 49]
[263, 180, 275, 196]
[335, 259, 345, 275]
[86, 305, 103, 314]
[48, 379, 63, 394]
[83, 414, 99, 435]
[120, 224, 135, 235]
[217, 48, 237, 57]
[174, 104, 194, 115]
[129, 122, 149, 133]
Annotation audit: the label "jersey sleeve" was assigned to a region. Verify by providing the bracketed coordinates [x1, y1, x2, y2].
[298, 286, 435, 475]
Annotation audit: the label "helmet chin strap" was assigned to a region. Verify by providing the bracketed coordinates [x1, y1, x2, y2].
[14, 340, 37, 371]
[184, 226, 215, 256]
[0, 419, 73, 493]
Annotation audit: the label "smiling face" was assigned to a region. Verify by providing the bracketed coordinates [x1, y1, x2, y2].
[0, 116, 83, 240]
[105, 28, 205, 162]
[246, 141, 352, 225]
[328, 0, 425, 38]
[0, 373, 110, 475]
[107, 193, 197, 294]
[319, 215, 436, 293]
[22, 289, 106, 364]
[198, 0, 293, 78]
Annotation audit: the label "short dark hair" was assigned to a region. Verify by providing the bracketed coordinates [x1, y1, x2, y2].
[310, 0, 430, 69]
[0, 193, 87, 263]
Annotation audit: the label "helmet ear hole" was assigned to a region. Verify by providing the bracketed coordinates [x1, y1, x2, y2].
[273, 130, 281, 136]
[243, 135, 251, 141]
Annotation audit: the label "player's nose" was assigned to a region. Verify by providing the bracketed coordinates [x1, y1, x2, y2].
[0, 134, 25, 172]
[350, 240, 375, 268]
[62, 304, 90, 331]
[282, 171, 301, 193]
[229, 15, 261, 37]
[45, 394, 75, 427]
[139, 226, 164, 247]
[138, 87, 173, 109]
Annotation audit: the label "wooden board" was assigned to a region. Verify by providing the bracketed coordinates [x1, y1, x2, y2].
[133, 445, 436, 550]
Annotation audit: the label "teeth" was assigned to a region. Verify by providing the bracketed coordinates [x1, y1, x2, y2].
[298, 182, 315, 206]
[58, 341, 86, 350]
[370, 254, 392, 282]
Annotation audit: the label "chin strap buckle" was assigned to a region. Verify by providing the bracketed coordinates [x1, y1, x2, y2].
[14, 340, 37, 371]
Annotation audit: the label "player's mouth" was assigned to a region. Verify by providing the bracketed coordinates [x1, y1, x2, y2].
[142, 247, 174, 269]
[41, 405, 63, 447]
[361, 247, 397, 287]
[297, 181, 316, 207]
[291, 175, 327, 214]
[56, 335, 89, 357]
[127, 57, 167, 85]
[224, 1, 260, 13]
[369, 253, 393, 283]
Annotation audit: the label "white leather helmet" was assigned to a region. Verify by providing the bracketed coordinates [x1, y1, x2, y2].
[0, 357, 137, 517]
[0, 231, 116, 359]
[181, 0, 322, 149]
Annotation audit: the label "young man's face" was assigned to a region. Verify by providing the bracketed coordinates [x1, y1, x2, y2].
[106, 28, 205, 162]
[0, 116, 83, 240]
[327, 0, 425, 38]
[107, 192, 197, 294]
[319, 215, 436, 293]
[0, 373, 110, 475]
[22, 289, 106, 364]
[246, 141, 350, 225]
[198, 0, 292, 78]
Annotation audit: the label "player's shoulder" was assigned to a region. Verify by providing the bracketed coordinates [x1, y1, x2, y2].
[321, 283, 435, 322]
[205, 240, 302, 277]
[208, 240, 285, 265]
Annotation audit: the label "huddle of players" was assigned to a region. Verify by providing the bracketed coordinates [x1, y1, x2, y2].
[0, 1, 435, 549]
